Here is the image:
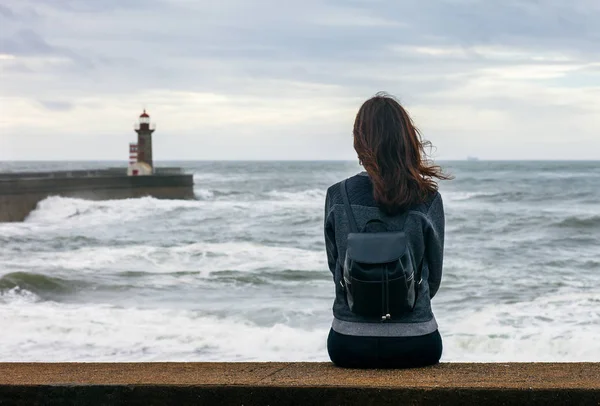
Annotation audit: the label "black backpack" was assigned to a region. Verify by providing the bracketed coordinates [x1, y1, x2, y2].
[340, 179, 421, 321]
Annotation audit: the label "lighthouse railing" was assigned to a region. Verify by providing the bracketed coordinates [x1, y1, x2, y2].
[134, 123, 156, 131]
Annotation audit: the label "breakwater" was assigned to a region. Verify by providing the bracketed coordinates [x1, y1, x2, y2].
[0, 362, 598, 405]
[0, 169, 194, 222]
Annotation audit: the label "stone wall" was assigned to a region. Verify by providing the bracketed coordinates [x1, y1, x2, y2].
[0, 174, 195, 222]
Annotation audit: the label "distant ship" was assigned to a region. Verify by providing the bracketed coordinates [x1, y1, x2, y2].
[467, 156, 480, 161]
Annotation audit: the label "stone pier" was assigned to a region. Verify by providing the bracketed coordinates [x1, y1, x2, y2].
[0, 169, 195, 222]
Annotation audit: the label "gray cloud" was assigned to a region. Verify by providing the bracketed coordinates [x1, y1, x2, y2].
[38, 100, 75, 111]
[10, 0, 164, 13]
[0, 29, 55, 56]
[0, 4, 15, 18]
[1, 0, 599, 160]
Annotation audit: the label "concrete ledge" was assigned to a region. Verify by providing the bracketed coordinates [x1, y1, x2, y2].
[1, 363, 598, 405]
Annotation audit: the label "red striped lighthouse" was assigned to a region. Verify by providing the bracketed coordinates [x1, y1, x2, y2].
[129, 143, 138, 165]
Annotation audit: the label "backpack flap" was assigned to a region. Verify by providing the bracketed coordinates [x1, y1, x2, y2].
[346, 232, 407, 264]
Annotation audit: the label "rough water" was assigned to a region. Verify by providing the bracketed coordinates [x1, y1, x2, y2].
[0, 161, 599, 362]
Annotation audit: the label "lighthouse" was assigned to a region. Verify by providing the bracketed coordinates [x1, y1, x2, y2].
[134, 110, 156, 171]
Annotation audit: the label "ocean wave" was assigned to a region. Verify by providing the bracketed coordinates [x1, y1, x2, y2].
[265, 189, 326, 202]
[0, 286, 40, 304]
[0, 301, 328, 361]
[441, 290, 600, 362]
[208, 269, 329, 286]
[194, 188, 250, 201]
[194, 188, 214, 200]
[191, 187, 327, 203]
[2, 288, 598, 362]
[193, 173, 219, 182]
[20, 192, 324, 228]
[114, 268, 329, 287]
[444, 190, 536, 203]
[26, 196, 200, 225]
[0, 272, 84, 299]
[444, 191, 496, 202]
[583, 260, 600, 270]
[0, 242, 327, 276]
[193, 172, 265, 183]
[552, 215, 600, 230]
[445, 189, 598, 205]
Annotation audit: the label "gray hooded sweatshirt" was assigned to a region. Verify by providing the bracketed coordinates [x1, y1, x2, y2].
[324, 172, 445, 337]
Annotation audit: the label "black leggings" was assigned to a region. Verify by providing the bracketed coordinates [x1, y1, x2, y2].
[327, 328, 443, 369]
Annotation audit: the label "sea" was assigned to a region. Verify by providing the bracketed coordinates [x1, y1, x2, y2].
[0, 160, 598, 362]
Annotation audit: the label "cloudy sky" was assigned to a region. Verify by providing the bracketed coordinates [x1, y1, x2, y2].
[1, 0, 599, 160]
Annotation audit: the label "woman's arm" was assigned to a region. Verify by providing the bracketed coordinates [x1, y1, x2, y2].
[426, 193, 445, 298]
[324, 190, 338, 276]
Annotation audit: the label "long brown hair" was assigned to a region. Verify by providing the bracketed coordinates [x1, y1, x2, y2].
[353, 92, 451, 214]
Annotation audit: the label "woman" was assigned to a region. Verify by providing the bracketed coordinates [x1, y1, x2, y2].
[324, 93, 450, 368]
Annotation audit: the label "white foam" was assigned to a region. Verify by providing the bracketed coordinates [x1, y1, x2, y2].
[194, 188, 215, 200]
[18, 193, 323, 231]
[0, 287, 40, 305]
[443, 191, 495, 202]
[266, 189, 326, 202]
[0, 242, 327, 276]
[0, 299, 328, 361]
[25, 196, 200, 226]
[439, 290, 600, 362]
[3, 287, 598, 362]
[193, 173, 217, 182]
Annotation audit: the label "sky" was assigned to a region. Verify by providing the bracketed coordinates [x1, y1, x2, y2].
[0, 0, 599, 160]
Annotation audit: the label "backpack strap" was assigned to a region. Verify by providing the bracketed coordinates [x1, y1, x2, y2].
[340, 179, 359, 233]
[412, 254, 424, 310]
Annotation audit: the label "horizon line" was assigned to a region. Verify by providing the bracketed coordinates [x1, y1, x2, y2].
[1, 159, 599, 163]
